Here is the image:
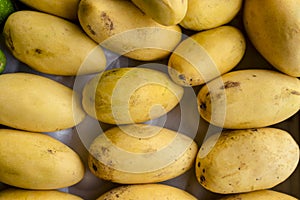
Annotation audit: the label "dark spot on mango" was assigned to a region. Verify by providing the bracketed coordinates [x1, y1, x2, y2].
[101, 147, 110, 156]
[92, 163, 98, 172]
[291, 90, 300, 95]
[220, 81, 240, 89]
[101, 12, 114, 31]
[87, 25, 96, 35]
[35, 48, 42, 54]
[104, 68, 119, 77]
[178, 74, 186, 80]
[197, 162, 201, 167]
[199, 102, 206, 110]
[200, 175, 206, 183]
[47, 149, 55, 154]
[7, 30, 15, 50]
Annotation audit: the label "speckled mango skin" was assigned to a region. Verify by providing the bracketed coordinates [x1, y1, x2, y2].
[78, 0, 182, 61]
[88, 124, 198, 184]
[197, 69, 300, 129]
[195, 128, 299, 194]
[96, 184, 198, 200]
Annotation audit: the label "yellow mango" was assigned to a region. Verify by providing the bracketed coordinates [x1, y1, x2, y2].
[0, 129, 85, 189]
[78, 0, 181, 61]
[0, 73, 85, 132]
[88, 124, 198, 184]
[3, 11, 106, 76]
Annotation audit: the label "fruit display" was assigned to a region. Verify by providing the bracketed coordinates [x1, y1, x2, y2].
[0, 0, 299, 200]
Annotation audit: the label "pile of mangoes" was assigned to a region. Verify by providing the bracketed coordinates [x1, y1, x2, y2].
[0, 0, 299, 199]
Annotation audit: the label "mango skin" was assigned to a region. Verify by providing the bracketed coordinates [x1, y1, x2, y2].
[0, 73, 86, 132]
[3, 11, 106, 76]
[97, 184, 197, 200]
[180, 0, 243, 31]
[0, 129, 85, 190]
[0, 189, 83, 200]
[131, 0, 188, 26]
[219, 190, 298, 200]
[78, 0, 182, 61]
[82, 67, 184, 124]
[244, 0, 300, 77]
[197, 69, 300, 129]
[19, 0, 80, 21]
[88, 124, 198, 184]
[196, 128, 299, 194]
[168, 26, 246, 86]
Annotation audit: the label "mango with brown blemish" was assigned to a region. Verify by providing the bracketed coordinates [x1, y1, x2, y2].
[82, 67, 184, 124]
[196, 128, 299, 194]
[197, 69, 300, 129]
[3, 10, 106, 76]
[77, 0, 182, 61]
[88, 124, 198, 184]
[168, 25, 246, 87]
